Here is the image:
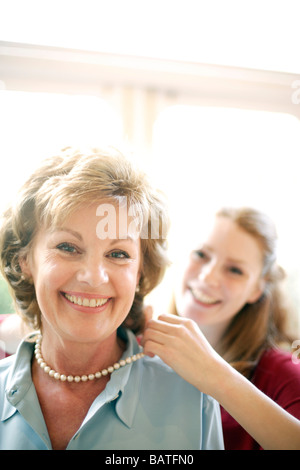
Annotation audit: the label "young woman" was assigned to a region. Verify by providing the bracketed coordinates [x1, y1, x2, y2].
[0, 147, 223, 450]
[143, 207, 300, 449]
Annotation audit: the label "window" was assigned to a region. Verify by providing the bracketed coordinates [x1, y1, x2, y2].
[149, 105, 300, 329]
[0, 91, 123, 213]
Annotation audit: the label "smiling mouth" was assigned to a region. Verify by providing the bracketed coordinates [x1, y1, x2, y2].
[63, 293, 110, 308]
[190, 288, 221, 306]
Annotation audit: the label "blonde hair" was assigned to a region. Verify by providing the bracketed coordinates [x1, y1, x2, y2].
[0, 147, 170, 333]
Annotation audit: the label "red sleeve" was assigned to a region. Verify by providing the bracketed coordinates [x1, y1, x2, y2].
[252, 348, 300, 420]
[221, 348, 300, 450]
[0, 314, 12, 358]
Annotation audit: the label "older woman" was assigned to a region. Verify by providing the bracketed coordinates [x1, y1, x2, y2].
[0, 147, 223, 450]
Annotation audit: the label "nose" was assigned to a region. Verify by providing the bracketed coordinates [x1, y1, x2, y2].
[198, 261, 220, 287]
[76, 256, 109, 287]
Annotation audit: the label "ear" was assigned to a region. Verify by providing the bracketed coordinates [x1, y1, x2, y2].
[18, 254, 32, 279]
[247, 278, 266, 304]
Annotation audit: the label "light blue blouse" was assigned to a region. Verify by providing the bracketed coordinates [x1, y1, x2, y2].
[0, 329, 224, 450]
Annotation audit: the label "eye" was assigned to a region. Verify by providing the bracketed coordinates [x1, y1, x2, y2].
[56, 242, 79, 254]
[193, 249, 207, 260]
[228, 266, 243, 276]
[108, 250, 130, 260]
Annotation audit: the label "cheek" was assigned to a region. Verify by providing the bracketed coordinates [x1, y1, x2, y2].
[34, 260, 71, 297]
[223, 280, 243, 298]
[225, 281, 253, 307]
[114, 266, 139, 296]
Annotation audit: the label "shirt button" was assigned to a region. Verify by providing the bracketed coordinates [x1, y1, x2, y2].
[8, 387, 18, 397]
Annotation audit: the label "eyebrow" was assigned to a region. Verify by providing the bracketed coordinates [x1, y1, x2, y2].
[226, 257, 248, 266]
[54, 228, 83, 241]
[200, 244, 248, 266]
[109, 236, 138, 245]
[53, 228, 137, 244]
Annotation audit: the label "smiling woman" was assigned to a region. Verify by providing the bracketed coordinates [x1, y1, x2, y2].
[0, 146, 224, 450]
[1, 147, 167, 334]
[21, 201, 142, 346]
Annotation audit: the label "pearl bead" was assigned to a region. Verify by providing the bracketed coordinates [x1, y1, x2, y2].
[34, 333, 144, 384]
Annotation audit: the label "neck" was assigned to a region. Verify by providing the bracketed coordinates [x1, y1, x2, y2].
[39, 330, 125, 378]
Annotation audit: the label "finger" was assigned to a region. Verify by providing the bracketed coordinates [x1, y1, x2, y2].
[144, 305, 153, 323]
[143, 325, 174, 346]
[143, 339, 167, 359]
[158, 314, 203, 338]
[156, 313, 187, 324]
[146, 317, 179, 336]
[146, 315, 195, 338]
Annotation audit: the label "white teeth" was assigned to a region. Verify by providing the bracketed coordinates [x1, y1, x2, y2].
[191, 289, 219, 305]
[64, 294, 109, 307]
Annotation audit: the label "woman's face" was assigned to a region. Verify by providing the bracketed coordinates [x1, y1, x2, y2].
[23, 201, 141, 344]
[176, 216, 265, 329]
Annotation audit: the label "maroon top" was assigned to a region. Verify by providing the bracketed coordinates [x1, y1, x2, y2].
[0, 314, 11, 358]
[221, 348, 300, 449]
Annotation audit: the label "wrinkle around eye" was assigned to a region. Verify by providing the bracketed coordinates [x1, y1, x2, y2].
[56, 242, 80, 254]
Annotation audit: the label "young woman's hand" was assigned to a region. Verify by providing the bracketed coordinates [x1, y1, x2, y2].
[142, 313, 300, 450]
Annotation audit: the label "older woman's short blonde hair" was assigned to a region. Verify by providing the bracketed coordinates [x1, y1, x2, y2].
[0, 147, 170, 333]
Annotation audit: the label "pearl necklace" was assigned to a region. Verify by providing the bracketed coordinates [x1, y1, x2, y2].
[34, 334, 144, 383]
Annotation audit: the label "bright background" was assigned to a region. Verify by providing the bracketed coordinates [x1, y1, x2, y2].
[1, 0, 300, 73]
[0, 0, 299, 333]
